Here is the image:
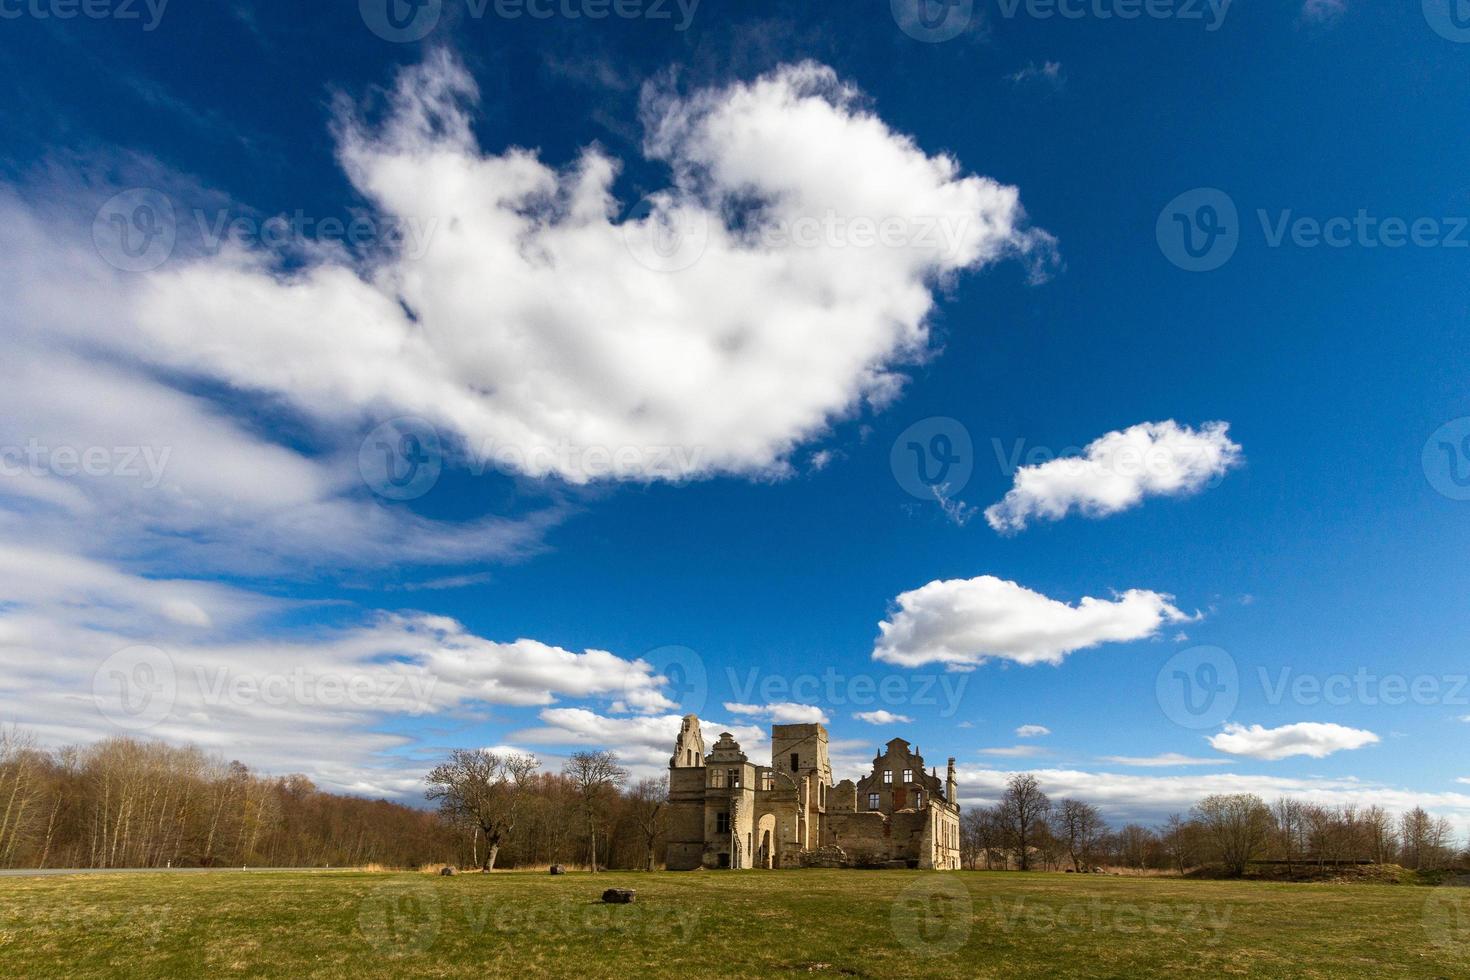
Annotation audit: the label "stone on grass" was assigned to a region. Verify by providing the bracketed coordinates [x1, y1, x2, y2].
[601, 888, 636, 904]
[549, 865, 565, 875]
[439, 866, 456, 876]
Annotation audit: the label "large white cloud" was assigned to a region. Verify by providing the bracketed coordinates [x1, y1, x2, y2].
[1208, 722, 1380, 760]
[873, 575, 1194, 668]
[123, 52, 1054, 484]
[985, 420, 1242, 533]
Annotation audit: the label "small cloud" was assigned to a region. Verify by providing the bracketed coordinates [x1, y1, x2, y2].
[1458, 777, 1470, 786]
[985, 420, 1242, 534]
[1301, 0, 1345, 23]
[723, 701, 830, 725]
[853, 710, 913, 725]
[1099, 753, 1235, 768]
[809, 449, 837, 472]
[931, 483, 976, 527]
[979, 745, 1045, 758]
[1005, 61, 1066, 92]
[1014, 724, 1051, 738]
[957, 720, 975, 729]
[1173, 631, 1190, 643]
[1208, 722, 1379, 760]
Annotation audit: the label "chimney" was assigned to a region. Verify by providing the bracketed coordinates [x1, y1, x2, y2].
[946, 757, 957, 803]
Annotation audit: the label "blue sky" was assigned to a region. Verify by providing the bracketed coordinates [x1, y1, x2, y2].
[2, 0, 1469, 826]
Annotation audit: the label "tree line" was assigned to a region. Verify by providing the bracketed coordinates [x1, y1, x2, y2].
[0, 730, 666, 871]
[3, 730, 1464, 874]
[961, 773, 1468, 875]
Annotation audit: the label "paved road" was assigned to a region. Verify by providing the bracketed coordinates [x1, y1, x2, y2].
[0, 867, 360, 878]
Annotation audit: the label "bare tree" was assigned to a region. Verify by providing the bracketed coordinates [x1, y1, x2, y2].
[1057, 798, 1105, 873]
[629, 776, 667, 871]
[1161, 813, 1198, 874]
[961, 804, 1007, 869]
[1362, 805, 1397, 865]
[1193, 793, 1272, 876]
[1272, 797, 1304, 873]
[425, 749, 539, 871]
[998, 773, 1051, 871]
[562, 751, 628, 873]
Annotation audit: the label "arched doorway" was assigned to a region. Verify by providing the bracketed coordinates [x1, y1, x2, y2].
[757, 814, 777, 869]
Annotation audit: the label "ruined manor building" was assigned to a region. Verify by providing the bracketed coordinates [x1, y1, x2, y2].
[665, 715, 962, 870]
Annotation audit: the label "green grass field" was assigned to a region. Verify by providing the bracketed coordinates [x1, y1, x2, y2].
[1, 869, 1467, 978]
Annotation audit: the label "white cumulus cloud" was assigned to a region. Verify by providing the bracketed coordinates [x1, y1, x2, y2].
[1208, 722, 1380, 760]
[124, 52, 1055, 486]
[853, 710, 913, 725]
[985, 420, 1242, 533]
[1015, 724, 1051, 737]
[873, 575, 1194, 669]
[724, 701, 830, 725]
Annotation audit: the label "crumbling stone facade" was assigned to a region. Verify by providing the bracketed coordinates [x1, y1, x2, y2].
[665, 716, 961, 870]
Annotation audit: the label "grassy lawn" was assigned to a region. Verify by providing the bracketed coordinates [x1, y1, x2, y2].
[0, 869, 1466, 978]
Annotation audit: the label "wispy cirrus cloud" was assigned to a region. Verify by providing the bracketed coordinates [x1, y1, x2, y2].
[957, 766, 1470, 834]
[1098, 753, 1235, 768]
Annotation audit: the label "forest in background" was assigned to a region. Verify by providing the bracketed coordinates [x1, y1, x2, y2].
[1, 730, 1464, 875]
